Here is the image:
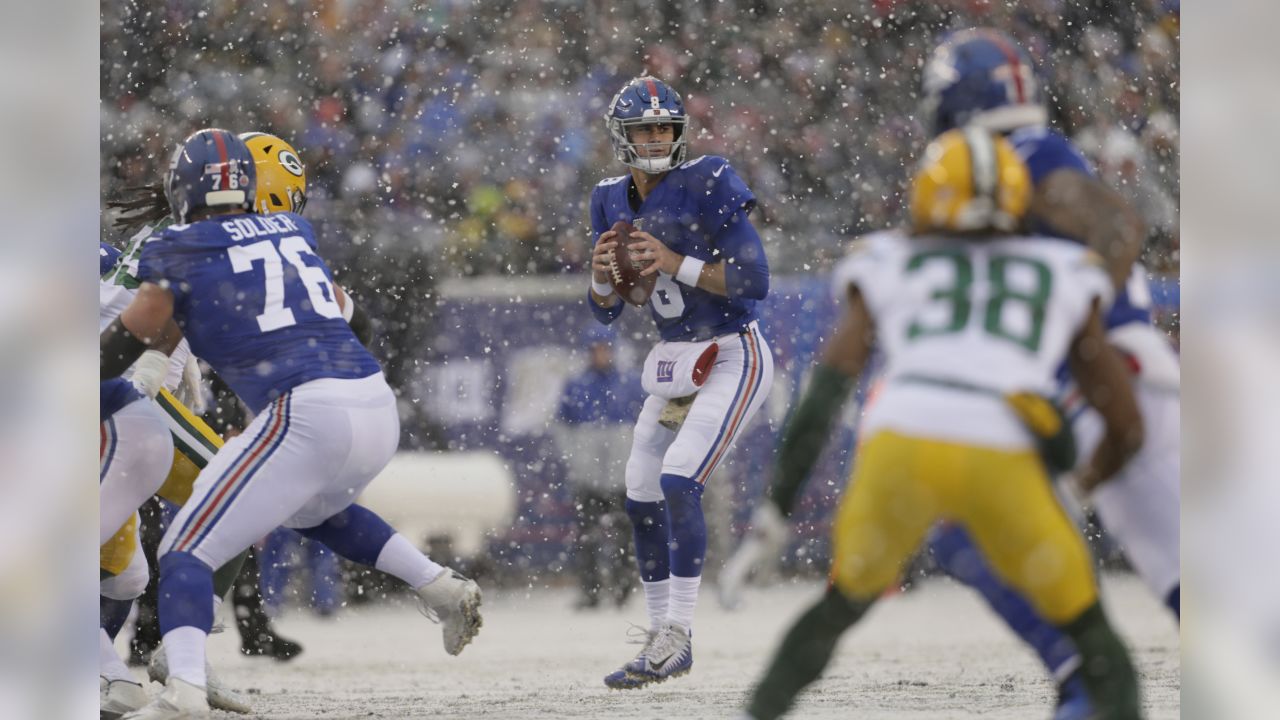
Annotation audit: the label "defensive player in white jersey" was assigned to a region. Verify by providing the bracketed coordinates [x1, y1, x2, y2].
[588, 77, 774, 687]
[102, 129, 482, 719]
[743, 129, 1145, 719]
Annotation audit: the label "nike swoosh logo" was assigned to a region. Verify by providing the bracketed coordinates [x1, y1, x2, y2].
[712, 165, 725, 177]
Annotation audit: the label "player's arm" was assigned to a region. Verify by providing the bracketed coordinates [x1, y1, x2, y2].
[101, 281, 181, 381]
[1067, 298, 1144, 492]
[1030, 170, 1145, 289]
[769, 286, 874, 517]
[334, 284, 374, 347]
[634, 210, 769, 300]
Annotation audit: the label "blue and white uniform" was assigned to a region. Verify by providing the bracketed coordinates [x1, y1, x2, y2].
[588, 155, 774, 495]
[1012, 126, 1181, 610]
[138, 211, 395, 570]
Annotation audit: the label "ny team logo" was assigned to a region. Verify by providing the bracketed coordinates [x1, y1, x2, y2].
[656, 360, 675, 383]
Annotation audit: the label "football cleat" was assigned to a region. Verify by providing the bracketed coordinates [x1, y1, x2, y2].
[605, 622, 693, 688]
[416, 569, 483, 656]
[1052, 668, 1094, 720]
[603, 627, 657, 689]
[101, 677, 148, 720]
[120, 677, 209, 720]
[147, 645, 252, 714]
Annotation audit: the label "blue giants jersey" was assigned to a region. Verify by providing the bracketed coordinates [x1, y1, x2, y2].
[136, 212, 381, 413]
[1008, 126, 1153, 329]
[101, 377, 141, 419]
[590, 155, 764, 342]
[100, 242, 122, 276]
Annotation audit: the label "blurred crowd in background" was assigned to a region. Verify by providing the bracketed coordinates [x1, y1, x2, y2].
[101, 0, 1179, 279]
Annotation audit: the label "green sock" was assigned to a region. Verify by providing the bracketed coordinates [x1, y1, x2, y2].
[1060, 602, 1142, 720]
[746, 587, 872, 720]
[212, 548, 251, 601]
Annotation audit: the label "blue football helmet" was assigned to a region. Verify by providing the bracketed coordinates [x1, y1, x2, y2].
[165, 128, 256, 224]
[922, 29, 1048, 136]
[605, 76, 689, 174]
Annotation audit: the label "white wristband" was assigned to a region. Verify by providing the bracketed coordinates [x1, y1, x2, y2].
[590, 278, 615, 297]
[676, 256, 705, 287]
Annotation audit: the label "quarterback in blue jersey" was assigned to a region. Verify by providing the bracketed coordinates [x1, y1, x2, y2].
[101, 129, 483, 718]
[587, 76, 774, 689]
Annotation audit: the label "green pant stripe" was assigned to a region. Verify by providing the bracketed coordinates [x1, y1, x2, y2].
[155, 395, 219, 463]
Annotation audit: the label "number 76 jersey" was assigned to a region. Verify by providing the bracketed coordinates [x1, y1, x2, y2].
[835, 230, 1113, 450]
[137, 212, 381, 414]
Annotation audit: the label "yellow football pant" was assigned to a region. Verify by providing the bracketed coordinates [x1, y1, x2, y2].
[830, 430, 1097, 624]
[100, 389, 223, 576]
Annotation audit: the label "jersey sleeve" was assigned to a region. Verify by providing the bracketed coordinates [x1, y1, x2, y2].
[99, 243, 121, 276]
[1009, 127, 1095, 185]
[831, 231, 903, 314]
[135, 229, 191, 303]
[695, 157, 756, 238]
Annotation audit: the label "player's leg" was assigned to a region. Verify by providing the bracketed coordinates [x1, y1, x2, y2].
[746, 430, 939, 720]
[1088, 384, 1181, 619]
[927, 522, 1088, 715]
[101, 526, 150, 718]
[959, 446, 1140, 720]
[647, 327, 773, 671]
[101, 399, 174, 546]
[145, 394, 320, 713]
[283, 374, 481, 655]
[603, 393, 675, 688]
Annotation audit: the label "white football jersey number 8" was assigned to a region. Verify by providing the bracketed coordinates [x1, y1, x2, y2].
[228, 236, 342, 332]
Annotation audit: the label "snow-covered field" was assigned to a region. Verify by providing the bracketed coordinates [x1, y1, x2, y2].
[130, 573, 1179, 719]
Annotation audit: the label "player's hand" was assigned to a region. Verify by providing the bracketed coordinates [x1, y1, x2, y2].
[129, 349, 169, 399]
[591, 230, 619, 284]
[630, 231, 682, 276]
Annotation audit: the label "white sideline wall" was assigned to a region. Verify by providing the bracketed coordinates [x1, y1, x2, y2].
[357, 451, 516, 556]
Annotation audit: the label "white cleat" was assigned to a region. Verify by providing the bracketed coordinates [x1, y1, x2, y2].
[120, 677, 209, 720]
[101, 676, 148, 719]
[148, 645, 252, 714]
[417, 568, 483, 656]
[718, 502, 789, 610]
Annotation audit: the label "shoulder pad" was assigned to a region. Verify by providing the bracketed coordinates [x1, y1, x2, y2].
[678, 155, 710, 170]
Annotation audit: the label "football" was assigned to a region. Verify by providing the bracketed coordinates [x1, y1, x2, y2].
[606, 219, 657, 306]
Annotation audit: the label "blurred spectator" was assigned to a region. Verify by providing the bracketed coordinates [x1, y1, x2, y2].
[552, 326, 644, 610]
[101, 1, 1178, 281]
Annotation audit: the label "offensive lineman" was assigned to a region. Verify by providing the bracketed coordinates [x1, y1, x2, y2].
[744, 128, 1145, 719]
[102, 129, 482, 718]
[588, 76, 773, 688]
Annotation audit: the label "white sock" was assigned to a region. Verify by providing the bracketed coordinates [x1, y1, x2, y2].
[99, 628, 134, 683]
[667, 575, 701, 631]
[641, 579, 670, 633]
[375, 533, 444, 590]
[161, 626, 208, 688]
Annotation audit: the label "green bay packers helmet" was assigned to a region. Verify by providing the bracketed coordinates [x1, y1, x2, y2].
[909, 127, 1030, 234]
[238, 131, 307, 214]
